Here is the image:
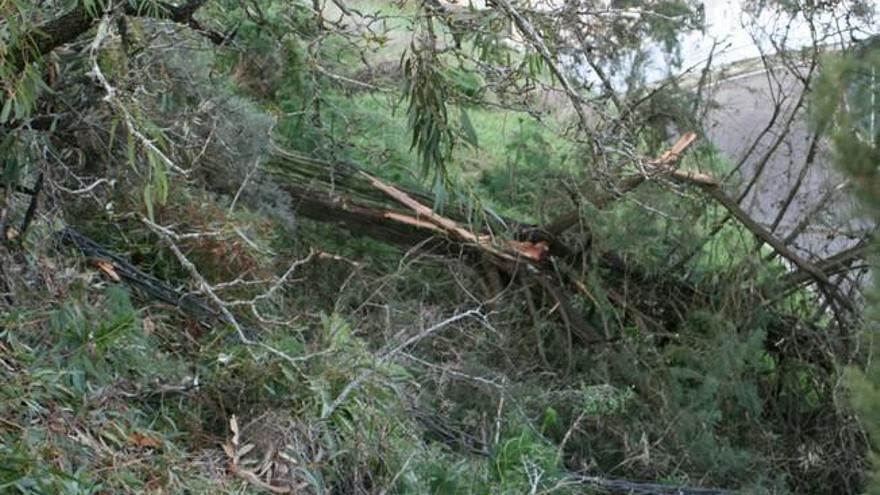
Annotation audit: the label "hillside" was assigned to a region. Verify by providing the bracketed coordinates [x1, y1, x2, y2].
[1, 1, 878, 494]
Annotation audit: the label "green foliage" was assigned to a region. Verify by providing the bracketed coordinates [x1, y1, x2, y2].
[491, 426, 566, 492]
[474, 117, 575, 220]
[849, 356, 880, 494]
[0, 282, 205, 493]
[1, 0, 873, 493]
[661, 312, 767, 473]
[812, 41, 880, 494]
[212, 1, 309, 99]
[0, 64, 47, 125]
[403, 41, 454, 188]
[0, 443, 100, 495]
[443, 65, 483, 99]
[811, 43, 880, 214]
[482, 118, 554, 203]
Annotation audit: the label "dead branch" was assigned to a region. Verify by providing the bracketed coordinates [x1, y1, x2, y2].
[690, 181, 855, 313]
[143, 218, 331, 367]
[545, 132, 700, 235]
[544, 129, 856, 315]
[57, 225, 221, 323]
[322, 308, 485, 420]
[5, 0, 226, 74]
[779, 242, 870, 290]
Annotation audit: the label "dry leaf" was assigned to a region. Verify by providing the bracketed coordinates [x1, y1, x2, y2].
[229, 463, 292, 494]
[4, 227, 19, 241]
[129, 431, 161, 449]
[230, 415, 240, 447]
[237, 443, 256, 460]
[222, 441, 236, 460]
[142, 316, 156, 335]
[92, 259, 121, 282]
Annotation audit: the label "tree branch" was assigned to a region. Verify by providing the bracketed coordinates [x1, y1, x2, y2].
[57, 225, 221, 323]
[698, 182, 852, 302]
[544, 133, 700, 235]
[779, 242, 870, 290]
[491, 0, 594, 137]
[5, 0, 223, 74]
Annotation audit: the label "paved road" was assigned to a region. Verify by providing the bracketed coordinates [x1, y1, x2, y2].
[702, 66, 869, 265]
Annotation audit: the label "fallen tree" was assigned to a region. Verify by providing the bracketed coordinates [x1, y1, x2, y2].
[3, 0, 875, 492]
[261, 141, 868, 492]
[56, 225, 740, 495]
[45, 139, 868, 493]
[266, 136, 864, 338]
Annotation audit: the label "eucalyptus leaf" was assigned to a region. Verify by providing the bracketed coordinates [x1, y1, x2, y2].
[459, 108, 479, 149]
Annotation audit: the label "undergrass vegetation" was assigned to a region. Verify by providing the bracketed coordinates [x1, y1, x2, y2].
[1, 1, 874, 494]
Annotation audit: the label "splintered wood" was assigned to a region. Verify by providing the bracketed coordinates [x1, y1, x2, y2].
[361, 132, 710, 262]
[361, 172, 549, 262]
[650, 132, 698, 166]
[646, 132, 716, 186]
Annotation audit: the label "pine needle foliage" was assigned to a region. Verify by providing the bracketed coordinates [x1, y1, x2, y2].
[1, 1, 876, 494]
[811, 39, 880, 494]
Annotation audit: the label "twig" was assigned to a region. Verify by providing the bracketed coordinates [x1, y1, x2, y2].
[143, 218, 327, 367]
[378, 451, 418, 495]
[544, 133, 700, 235]
[315, 64, 394, 93]
[228, 157, 262, 217]
[399, 352, 504, 389]
[556, 410, 587, 465]
[88, 15, 188, 176]
[18, 173, 43, 240]
[54, 178, 110, 195]
[143, 217, 253, 344]
[691, 182, 854, 313]
[225, 250, 318, 307]
[778, 242, 870, 290]
[321, 308, 484, 420]
[492, 0, 594, 137]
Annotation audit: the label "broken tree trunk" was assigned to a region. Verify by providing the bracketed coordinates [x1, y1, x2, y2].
[268, 147, 604, 342]
[266, 138, 863, 343]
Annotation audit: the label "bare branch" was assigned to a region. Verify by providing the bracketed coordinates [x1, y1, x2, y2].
[321, 308, 485, 420]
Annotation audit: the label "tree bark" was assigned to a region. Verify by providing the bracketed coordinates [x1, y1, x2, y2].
[6, 0, 220, 74]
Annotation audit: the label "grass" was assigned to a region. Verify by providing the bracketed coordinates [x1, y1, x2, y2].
[0, 253, 584, 494]
[0, 5, 867, 493]
[0, 80, 840, 491]
[277, 81, 579, 224]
